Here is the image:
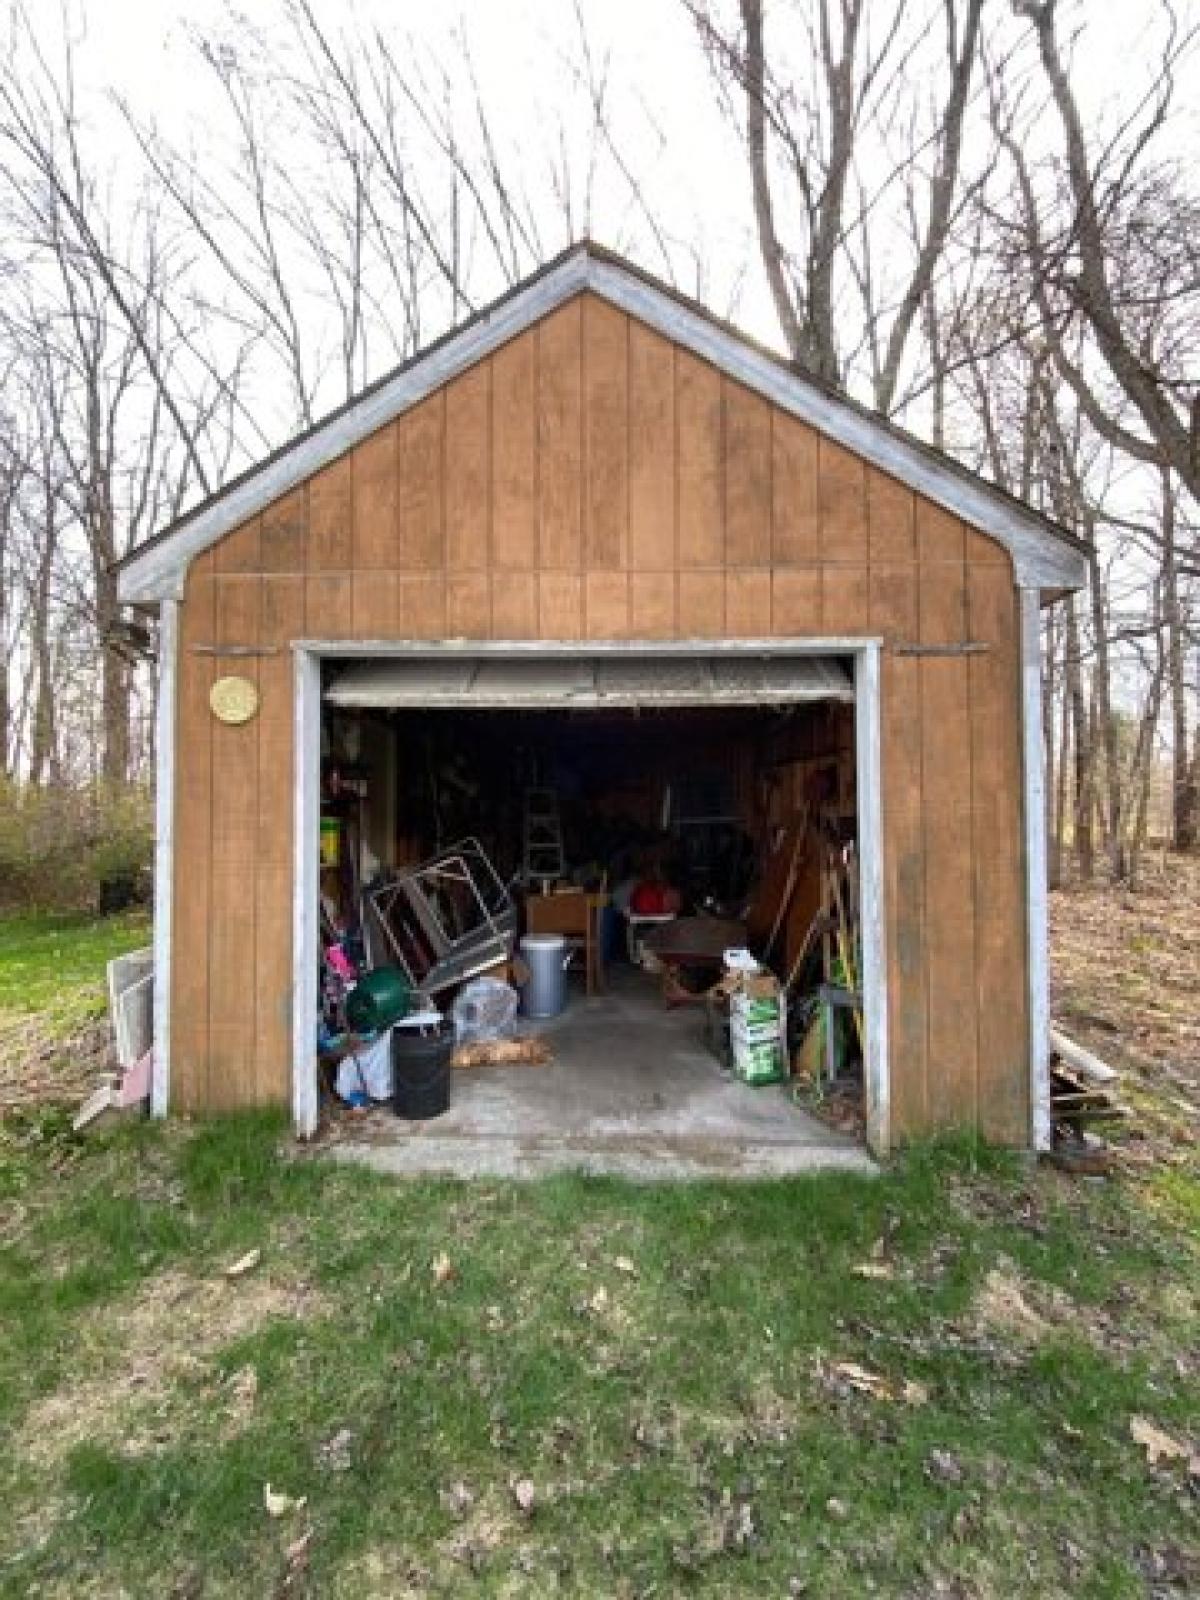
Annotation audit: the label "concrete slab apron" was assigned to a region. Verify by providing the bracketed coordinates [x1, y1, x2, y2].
[330, 975, 877, 1181]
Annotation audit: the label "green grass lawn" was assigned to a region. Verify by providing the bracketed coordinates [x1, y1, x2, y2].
[0, 1110, 1196, 1598]
[0, 910, 151, 1042]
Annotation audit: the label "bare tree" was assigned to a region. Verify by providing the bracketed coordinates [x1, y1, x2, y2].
[686, 0, 987, 414]
[1008, 0, 1200, 500]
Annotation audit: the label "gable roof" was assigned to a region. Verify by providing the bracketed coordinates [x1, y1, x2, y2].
[116, 241, 1088, 604]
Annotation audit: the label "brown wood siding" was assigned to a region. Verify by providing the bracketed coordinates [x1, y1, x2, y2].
[169, 292, 1030, 1141]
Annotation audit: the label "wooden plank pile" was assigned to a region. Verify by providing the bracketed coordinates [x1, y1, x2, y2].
[1048, 1027, 1128, 1170]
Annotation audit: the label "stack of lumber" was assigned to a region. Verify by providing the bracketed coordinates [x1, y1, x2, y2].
[1048, 1027, 1128, 1143]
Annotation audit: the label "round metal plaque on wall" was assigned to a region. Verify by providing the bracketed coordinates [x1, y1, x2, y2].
[209, 674, 260, 725]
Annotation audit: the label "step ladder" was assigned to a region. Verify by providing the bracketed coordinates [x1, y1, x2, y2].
[523, 788, 564, 885]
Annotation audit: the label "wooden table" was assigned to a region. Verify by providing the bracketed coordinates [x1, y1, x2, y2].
[526, 889, 608, 994]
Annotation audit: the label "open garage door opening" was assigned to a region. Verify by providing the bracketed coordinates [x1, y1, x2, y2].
[302, 647, 883, 1175]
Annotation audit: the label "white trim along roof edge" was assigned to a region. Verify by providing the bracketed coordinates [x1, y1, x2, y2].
[117, 244, 1089, 605]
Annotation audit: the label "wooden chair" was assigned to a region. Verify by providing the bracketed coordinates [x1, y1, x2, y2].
[525, 888, 608, 994]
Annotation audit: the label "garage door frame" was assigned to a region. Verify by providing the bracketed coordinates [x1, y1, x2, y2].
[292, 638, 889, 1154]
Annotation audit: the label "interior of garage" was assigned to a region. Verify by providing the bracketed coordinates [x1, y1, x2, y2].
[314, 654, 869, 1165]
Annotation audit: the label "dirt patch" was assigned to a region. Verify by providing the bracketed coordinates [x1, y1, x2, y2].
[329, 1546, 434, 1599]
[17, 1266, 328, 1470]
[0, 1015, 113, 1116]
[972, 1259, 1075, 1345]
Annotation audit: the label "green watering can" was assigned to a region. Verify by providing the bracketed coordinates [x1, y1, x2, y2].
[345, 966, 411, 1034]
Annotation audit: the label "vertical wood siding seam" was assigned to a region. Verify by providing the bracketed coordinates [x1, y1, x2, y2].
[671, 343, 680, 635]
[914, 554, 930, 1131]
[578, 303, 586, 595]
[439, 391, 449, 625]
[203, 612, 216, 1111]
[486, 353, 496, 634]
[963, 545, 982, 1133]
[630, 308, 640, 592]
[391, 418, 402, 582]
[251, 584, 263, 1104]
[223, 575, 262, 1108]
[580, 299, 590, 624]
[717, 376, 727, 633]
[721, 377, 730, 581]
[533, 326, 543, 633]
[768, 406, 777, 585]
[438, 388, 448, 613]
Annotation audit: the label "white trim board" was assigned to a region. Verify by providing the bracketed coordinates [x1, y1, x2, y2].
[1020, 589, 1052, 1151]
[151, 598, 179, 1117]
[292, 638, 891, 1154]
[855, 643, 889, 1156]
[119, 247, 1088, 604]
[293, 648, 323, 1138]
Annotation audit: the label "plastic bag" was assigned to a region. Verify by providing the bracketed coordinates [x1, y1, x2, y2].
[453, 977, 518, 1044]
[335, 1030, 393, 1103]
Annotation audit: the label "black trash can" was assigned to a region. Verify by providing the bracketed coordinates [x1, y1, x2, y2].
[391, 1021, 454, 1120]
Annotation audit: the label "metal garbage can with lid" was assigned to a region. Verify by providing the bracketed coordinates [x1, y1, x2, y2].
[519, 933, 569, 1019]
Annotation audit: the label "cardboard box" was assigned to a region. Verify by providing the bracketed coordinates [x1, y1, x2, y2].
[730, 974, 782, 1027]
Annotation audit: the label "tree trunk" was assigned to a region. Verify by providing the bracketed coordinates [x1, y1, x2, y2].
[1052, 616, 1072, 887]
[1063, 594, 1094, 878]
[95, 566, 131, 786]
[1124, 661, 1165, 886]
[1160, 472, 1196, 851]
[28, 505, 58, 785]
[1080, 545, 1123, 874]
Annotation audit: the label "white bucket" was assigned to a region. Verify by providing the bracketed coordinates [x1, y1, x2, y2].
[519, 933, 569, 1019]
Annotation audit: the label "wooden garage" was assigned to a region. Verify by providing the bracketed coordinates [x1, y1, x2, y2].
[116, 243, 1087, 1155]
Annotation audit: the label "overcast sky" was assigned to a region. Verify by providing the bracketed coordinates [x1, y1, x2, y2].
[55, 0, 1200, 358]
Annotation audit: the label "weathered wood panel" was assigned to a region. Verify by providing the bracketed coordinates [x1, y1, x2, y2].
[170, 290, 1033, 1145]
[967, 547, 1029, 1141]
[583, 297, 629, 569]
[260, 488, 306, 573]
[352, 424, 397, 570]
[537, 303, 583, 571]
[444, 365, 489, 571]
[539, 571, 583, 640]
[171, 559, 216, 1112]
[207, 573, 261, 1108]
[628, 323, 675, 571]
[585, 570, 631, 639]
[918, 551, 979, 1130]
[630, 571, 677, 638]
[307, 457, 353, 574]
[491, 331, 536, 571]
[724, 382, 771, 568]
[725, 570, 771, 636]
[446, 571, 490, 637]
[396, 395, 444, 571]
[818, 439, 868, 565]
[255, 575, 304, 1101]
[772, 413, 820, 565]
[676, 348, 723, 568]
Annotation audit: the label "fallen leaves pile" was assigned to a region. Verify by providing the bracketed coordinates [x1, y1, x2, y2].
[1050, 857, 1200, 1087]
[816, 1358, 930, 1408]
[1129, 1416, 1200, 1476]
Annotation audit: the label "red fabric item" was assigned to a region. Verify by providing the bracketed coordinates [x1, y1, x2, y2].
[630, 881, 668, 915]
